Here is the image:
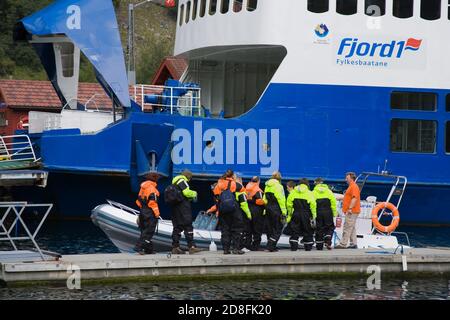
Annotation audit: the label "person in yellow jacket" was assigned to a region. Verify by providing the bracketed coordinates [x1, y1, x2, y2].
[313, 178, 337, 250]
[235, 176, 252, 251]
[286, 178, 317, 251]
[171, 170, 202, 254]
[245, 176, 266, 251]
[263, 171, 287, 252]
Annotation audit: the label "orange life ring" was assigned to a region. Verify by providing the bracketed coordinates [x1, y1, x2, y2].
[17, 115, 29, 130]
[371, 202, 400, 234]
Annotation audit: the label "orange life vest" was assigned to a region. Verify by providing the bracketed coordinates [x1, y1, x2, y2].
[213, 178, 244, 196]
[245, 182, 265, 206]
[136, 180, 160, 217]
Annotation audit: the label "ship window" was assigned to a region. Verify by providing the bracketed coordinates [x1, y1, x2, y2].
[233, 0, 243, 12]
[60, 43, 75, 78]
[192, 0, 198, 20]
[186, 1, 191, 23]
[446, 122, 450, 153]
[200, 0, 206, 17]
[247, 0, 257, 11]
[421, 0, 441, 20]
[179, 4, 184, 25]
[336, 0, 358, 15]
[391, 92, 437, 111]
[448, 0, 450, 20]
[391, 119, 437, 153]
[221, 0, 230, 13]
[393, 0, 413, 18]
[210, 0, 217, 15]
[308, 0, 329, 13]
[365, 0, 385, 16]
[447, 94, 450, 111]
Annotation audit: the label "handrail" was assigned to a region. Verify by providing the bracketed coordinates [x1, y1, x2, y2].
[133, 84, 202, 116]
[0, 202, 53, 260]
[107, 199, 139, 215]
[356, 172, 408, 236]
[0, 134, 37, 163]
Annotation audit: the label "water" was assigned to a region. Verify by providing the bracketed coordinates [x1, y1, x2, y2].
[0, 277, 449, 300]
[1, 221, 450, 300]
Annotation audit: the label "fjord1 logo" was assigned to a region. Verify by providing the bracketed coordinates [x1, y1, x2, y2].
[335, 37, 425, 69]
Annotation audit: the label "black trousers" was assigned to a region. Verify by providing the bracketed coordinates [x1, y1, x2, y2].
[316, 211, 335, 249]
[240, 213, 252, 250]
[171, 200, 195, 248]
[249, 204, 265, 249]
[135, 207, 158, 253]
[288, 210, 314, 251]
[219, 208, 244, 251]
[266, 202, 283, 250]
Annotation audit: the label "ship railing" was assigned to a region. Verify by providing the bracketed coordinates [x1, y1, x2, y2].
[107, 199, 139, 216]
[0, 134, 38, 164]
[133, 84, 203, 117]
[0, 202, 54, 261]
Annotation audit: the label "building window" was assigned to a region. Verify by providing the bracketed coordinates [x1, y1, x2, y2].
[308, 0, 329, 13]
[365, 0, 385, 16]
[210, 0, 217, 15]
[186, 1, 191, 23]
[391, 92, 437, 111]
[0, 112, 6, 127]
[179, 4, 184, 25]
[233, 0, 243, 12]
[192, 0, 198, 20]
[337, 0, 358, 15]
[390, 119, 437, 153]
[221, 0, 230, 13]
[421, 0, 441, 20]
[446, 122, 450, 153]
[247, 0, 257, 12]
[60, 43, 75, 78]
[393, 0, 413, 18]
[200, 0, 206, 17]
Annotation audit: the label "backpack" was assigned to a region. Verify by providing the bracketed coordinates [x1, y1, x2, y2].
[164, 182, 184, 205]
[218, 181, 238, 214]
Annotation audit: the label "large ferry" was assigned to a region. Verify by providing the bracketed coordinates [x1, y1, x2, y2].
[12, 0, 450, 224]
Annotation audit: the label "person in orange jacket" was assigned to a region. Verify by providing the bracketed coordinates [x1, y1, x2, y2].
[245, 176, 266, 251]
[135, 172, 160, 254]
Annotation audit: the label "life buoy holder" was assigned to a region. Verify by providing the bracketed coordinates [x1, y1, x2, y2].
[371, 202, 400, 234]
[17, 115, 29, 130]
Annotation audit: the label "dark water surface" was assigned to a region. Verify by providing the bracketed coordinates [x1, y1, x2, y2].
[1, 221, 450, 300]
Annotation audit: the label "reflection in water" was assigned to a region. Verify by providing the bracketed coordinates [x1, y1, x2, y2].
[1, 278, 449, 300]
[1, 221, 450, 300]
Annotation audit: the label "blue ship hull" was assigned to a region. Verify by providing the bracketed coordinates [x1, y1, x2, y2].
[28, 83, 450, 225]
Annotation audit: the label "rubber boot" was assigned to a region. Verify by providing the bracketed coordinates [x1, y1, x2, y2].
[223, 248, 231, 255]
[316, 243, 324, 251]
[267, 240, 278, 252]
[304, 244, 313, 251]
[172, 247, 185, 255]
[189, 246, 203, 254]
[290, 240, 299, 252]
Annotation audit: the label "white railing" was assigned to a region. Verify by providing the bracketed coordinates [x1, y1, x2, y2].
[0, 202, 54, 260]
[0, 135, 37, 163]
[133, 84, 203, 116]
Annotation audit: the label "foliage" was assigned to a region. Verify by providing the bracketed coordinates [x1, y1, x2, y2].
[0, 0, 177, 84]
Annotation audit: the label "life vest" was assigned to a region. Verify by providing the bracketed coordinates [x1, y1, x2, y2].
[136, 180, 160, 217]
[245, 182, 264, 206]
[213, 178, 244, 196]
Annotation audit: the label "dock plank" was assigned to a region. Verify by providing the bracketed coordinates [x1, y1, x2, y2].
[2, 248, 450, 284]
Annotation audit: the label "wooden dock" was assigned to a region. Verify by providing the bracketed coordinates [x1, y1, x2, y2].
[2, 248, 450, 284]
